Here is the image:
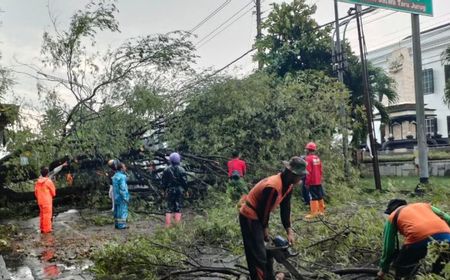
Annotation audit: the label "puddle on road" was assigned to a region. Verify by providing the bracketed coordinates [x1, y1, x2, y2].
[3, 209, 94, 280]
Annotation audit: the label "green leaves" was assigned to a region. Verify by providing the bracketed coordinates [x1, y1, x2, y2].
[255, 0, 332, 76]
[167, 71, 349, 180]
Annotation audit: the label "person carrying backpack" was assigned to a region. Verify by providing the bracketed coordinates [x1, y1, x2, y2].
[162, 152, 188, 227]
[378, 199, 450, 279]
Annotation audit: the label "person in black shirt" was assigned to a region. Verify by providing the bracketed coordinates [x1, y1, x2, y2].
[162, 152, 188, 227]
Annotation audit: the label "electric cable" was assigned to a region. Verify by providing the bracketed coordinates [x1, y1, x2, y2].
[197, 5, 255, 49]
[195, 0, 254, 46]
[189, 0, 232, 34]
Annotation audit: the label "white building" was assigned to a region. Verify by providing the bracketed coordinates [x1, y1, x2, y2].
[367, 23, 450, 150]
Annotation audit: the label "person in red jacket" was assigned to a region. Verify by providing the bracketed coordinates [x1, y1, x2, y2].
[304, 142, 324, 219]
[239, 156, 307, 280]
[227, 151, 247, 178]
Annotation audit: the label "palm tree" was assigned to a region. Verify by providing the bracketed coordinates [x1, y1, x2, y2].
[344, 54, 397, 148]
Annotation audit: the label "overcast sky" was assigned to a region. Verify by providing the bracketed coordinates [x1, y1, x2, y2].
[0, 0, 449, 113]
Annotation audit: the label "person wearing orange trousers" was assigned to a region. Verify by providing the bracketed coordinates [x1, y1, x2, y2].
[35, 167, 57, 233]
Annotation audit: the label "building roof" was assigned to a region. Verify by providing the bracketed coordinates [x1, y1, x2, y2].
[385, 103, 436, 114]
[402, 23, 450, 41]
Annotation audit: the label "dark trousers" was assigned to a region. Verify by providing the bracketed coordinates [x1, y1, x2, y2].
[167, 188, 183, 213]
[239, 214, 274, 280]
[300, 182, 310, 205]
[393, 237, 450, 279]
[309, 185, 324, 201]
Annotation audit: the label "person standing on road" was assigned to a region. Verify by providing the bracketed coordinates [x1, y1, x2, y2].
[162, 152, 188, 227]
[34, 162, 67, 234]
[112, 163, 129, 229]
[239, 156, 306, 280]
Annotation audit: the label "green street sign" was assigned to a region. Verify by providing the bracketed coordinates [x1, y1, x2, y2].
[339, 0, 433, 16]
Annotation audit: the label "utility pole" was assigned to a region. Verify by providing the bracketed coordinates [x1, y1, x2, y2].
[333, 0, 350, 178]
[256, 0, 263, 70]
[355, 4, 382, 190]
[411, 14, 429, 184]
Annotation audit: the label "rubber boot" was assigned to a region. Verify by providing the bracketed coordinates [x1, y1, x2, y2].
[174, 213, 182, 223]
[318, 199, 325, 215]
[165, 213, 172, 228]
[305, 200, 319, 219]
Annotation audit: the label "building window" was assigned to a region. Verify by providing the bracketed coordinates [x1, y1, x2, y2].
[422, 68, 434, 94]
[425, 118, 437, 136]
[445, 65, 450, 83]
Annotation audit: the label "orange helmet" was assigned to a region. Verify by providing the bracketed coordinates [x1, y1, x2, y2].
[305, 142, 317, 151]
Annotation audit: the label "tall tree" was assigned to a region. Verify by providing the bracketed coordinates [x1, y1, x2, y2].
[167, 71, 349, 179]
[254, 0, 332, 76]
[344, 53, 397, 147]
[27, 0, 197, 159]
[255, 0, 397, 149]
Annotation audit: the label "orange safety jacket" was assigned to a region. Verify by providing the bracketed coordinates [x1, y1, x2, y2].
[240, 173, 293, 228]
[389, 203, 450, 245]
[35, 177, 56, 205]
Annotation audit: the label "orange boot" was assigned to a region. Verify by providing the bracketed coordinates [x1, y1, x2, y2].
[165, 213, 172, 228]
[318, 199, 325, 215]
[174, 213, 182, 223]
[305, 200, 319, 219]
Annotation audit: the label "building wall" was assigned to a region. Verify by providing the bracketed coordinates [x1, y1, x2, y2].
[361, 159, 450, 177]
[367, 24, 450, 140]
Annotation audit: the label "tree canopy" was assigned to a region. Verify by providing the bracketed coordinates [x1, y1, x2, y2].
[254, 0, 332, 76]
[254, 0, 397, 148]
[167, 71, 349, 179]
[31, 0, 198, 161]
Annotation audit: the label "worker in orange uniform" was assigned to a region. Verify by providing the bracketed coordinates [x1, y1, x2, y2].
[239, 156, 307, 280]
[34, 162, 67, 233]
[378, 199, 450, 279]
[304, 142, 324, 219]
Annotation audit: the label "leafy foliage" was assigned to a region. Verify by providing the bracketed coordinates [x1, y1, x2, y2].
[91, 176, 450, 279]
[92, 193, 243, 279]
[12, 0, 198, 165]
[255, 0, 332, 76]
[167, 71, 349, 180]
[344, 53, 397, 147]
[254, 0, 397, 149]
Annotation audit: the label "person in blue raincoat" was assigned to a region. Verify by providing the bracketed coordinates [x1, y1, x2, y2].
[112, 163, 129, 229]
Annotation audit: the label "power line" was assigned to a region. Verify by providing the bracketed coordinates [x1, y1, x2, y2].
[195, 1, 254, 46]
[347, 10, 397, 32]
[197, 5, 254, 49]
[186, 8, 375, 92]
[189, 0, 232, 34]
